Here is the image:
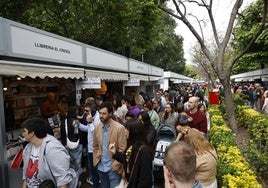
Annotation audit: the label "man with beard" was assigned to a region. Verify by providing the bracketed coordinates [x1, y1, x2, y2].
[93, 102, 127, 188]
[185, 97, 207, 136]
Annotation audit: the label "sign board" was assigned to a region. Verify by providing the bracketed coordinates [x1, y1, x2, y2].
[86, 46, 128, 71]
[76, 89, 82, 100]
[129, 59, 149, 74]
[76, 78, 101, 89]
[10, 25, 83, 64]
[151, 65, 163, 76]
[124, 78, 140, 86]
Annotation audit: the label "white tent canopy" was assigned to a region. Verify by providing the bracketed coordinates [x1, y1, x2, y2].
[0, 60, 84, 79]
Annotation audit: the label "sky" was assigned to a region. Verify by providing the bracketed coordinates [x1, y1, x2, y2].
[169, 0, 254, 64]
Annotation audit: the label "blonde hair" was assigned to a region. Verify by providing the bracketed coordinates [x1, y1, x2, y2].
[184, 128, 214, 155]
[85, 97, 95, 104]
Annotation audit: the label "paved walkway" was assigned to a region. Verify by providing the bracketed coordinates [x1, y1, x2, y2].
[78, 171, 164, 188]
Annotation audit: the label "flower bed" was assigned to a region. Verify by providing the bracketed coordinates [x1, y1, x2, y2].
[236, 106, 268, 180]
[208, 105, 261, 187]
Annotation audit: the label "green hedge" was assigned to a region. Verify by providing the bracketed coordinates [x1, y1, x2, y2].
[236, 105, 268, 179]
[208, 105, 261, 188]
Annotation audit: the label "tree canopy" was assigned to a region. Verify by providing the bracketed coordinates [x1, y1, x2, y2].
[143, 15, 186, 73]
[0, 0, 186, 74]
[232, 0, 268, 74]
[157, 0, 268, 133]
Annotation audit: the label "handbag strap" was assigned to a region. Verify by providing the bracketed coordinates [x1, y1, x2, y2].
[207, 150, 217, 161]
[65, 119, 68, 136]
[128, 145, 145, 183]
[43, 141, 56, 185]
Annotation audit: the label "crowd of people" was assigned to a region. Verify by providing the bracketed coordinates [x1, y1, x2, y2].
[230, 83, 268, 113]
[21, 84, 220, 188]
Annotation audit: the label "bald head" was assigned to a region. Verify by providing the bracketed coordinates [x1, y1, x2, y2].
[188, 96, 199, 111]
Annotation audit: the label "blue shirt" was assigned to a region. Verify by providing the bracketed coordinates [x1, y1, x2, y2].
[192, 180, 204, 188]
[97, 124, 112, 172]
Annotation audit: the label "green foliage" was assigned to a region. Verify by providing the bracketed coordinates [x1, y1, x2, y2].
[184, 65, 198, 78]
[232, 0, 268, 74]
[236, 106, 268, 179]
[208, 105, 221, 118]
[143, 29, 186, 73]
[0, 0, 185, 73]
[246, 140, 268, 178]
[218, 97, 227, 117]
[218, 94, 246, 119]
[236, 106, 261, 129]
[208, 106, 261, 187]
[233, 93, 247, 106]
[210, 121, 237, 148]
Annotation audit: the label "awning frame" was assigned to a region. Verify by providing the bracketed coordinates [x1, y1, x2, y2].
[85, 69, 128, 81]
[0, 60, 85, 79]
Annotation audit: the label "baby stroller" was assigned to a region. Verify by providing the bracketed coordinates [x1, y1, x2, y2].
[153, 124, 177, 180]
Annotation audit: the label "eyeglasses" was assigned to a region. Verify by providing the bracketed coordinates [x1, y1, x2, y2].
[84, 109, 90, 112]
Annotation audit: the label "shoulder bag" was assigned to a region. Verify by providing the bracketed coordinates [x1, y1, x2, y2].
[65, 119, 80, 149]
[116, 145, 145, 188]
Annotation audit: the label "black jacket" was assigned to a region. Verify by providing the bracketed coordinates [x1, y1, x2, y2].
[113, 145, 153, 188]
[60, 117, 81, 146]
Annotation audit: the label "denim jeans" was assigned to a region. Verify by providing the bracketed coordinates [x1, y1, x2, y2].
[69, 144, 82, 169]
[98, 169, 121, 188]
[88, 153, 100, 188]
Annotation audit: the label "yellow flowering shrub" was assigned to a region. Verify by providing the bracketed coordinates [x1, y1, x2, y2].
[208, 105, 221, 118]
[208, 106, 262, 187]
[211, 115, 225, 126]
[235, 105, 268, 179]
[222, 173, 262, 188]
[236, 106, 260, 128]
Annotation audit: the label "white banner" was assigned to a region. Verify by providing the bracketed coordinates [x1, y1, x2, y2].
[76, 78, 101, 89]
[124, 78, 140, 86]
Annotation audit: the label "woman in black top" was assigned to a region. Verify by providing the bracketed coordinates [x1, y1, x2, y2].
[138, 111, 156, 148]
[109, 119, 153, 188]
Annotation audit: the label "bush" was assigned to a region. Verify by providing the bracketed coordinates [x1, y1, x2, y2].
[210, 125, 237, 147]
[208, 106, 261, 187]
[246, 140, 268, 179]
[236, 106, 268, 179]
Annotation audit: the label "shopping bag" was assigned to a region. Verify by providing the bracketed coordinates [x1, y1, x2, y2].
[10, 148, 23, 169]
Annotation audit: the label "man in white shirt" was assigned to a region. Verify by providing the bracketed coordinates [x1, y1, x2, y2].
[117, 96, 128, 124]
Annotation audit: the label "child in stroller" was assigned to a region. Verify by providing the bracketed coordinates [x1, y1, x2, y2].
[153, 124, 177, 180]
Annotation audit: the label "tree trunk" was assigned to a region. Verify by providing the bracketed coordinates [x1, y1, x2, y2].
[221, 79, 238, 133]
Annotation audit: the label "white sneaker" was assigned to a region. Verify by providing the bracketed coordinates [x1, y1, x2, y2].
[86, 178, 93, 185]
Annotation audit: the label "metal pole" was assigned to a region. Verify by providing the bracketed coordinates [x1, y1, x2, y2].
[0, 76, 9, 188]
